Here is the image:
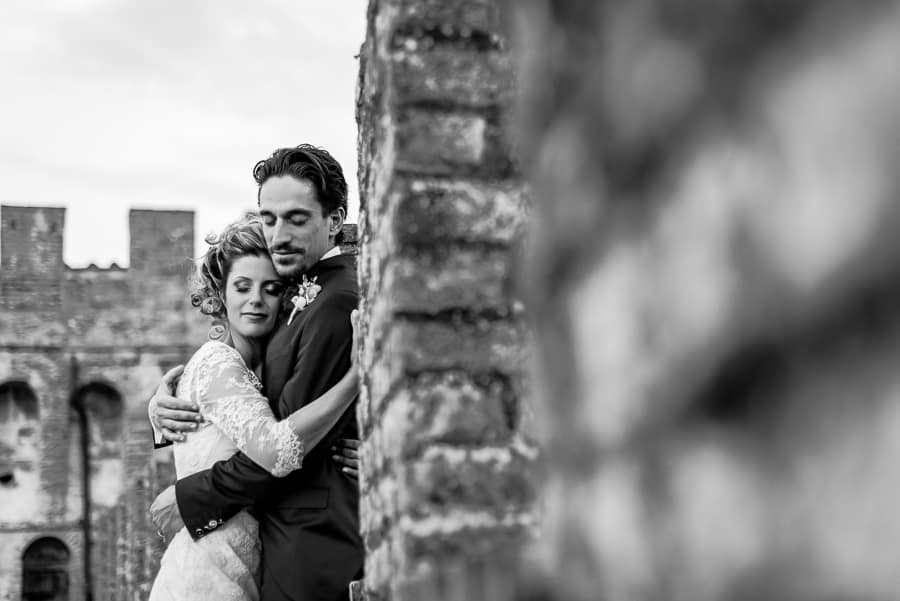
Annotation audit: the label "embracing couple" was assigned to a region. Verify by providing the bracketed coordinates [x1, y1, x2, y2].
[146, 145, 364, 601]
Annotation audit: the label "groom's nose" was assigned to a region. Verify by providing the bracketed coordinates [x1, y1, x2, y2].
[270, 220, 291, 248]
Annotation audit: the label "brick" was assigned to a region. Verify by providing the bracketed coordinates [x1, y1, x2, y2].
[360, 473, 400, 551]
[393, 49, 514, 107]
[382, 318, 527, 374]
[392, 552, 523, 601]
[397, 445, 536, 516]
[0, 205, 65, 273]
[128, 209, 194, 276]
[340, 223, 360, 255]
[383, 245, 516, 314]
[389, 176, 528, 245]
[392, 0, 500, 40]
[356, 369, 373, 434]
[363, 537, 397, 601]
[362, 371, 516, 476]
[395, 108, 486, 172]
[405, 372, 514, 447]
[368, 390, 412, 474]
[400, 510, 535, 562]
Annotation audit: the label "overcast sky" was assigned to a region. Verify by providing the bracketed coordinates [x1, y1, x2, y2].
[0, 1, 368, 267]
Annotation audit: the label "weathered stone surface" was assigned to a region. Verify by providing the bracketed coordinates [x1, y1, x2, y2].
[0, 205, 206, 601]
[357, 1, 534, 600]
[383, 318, 527, 373]
[393, 49, 514, 107]
[397, 445, 537, 516]
[395, 108, 488, 172]
[507, 1, 900, 600]
[128, 209, 194, 277]
[392, 0, 501, 38]
[382, 245, 517, 313]
[388, 176, 528, 245]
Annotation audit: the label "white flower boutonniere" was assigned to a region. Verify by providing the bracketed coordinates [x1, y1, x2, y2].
[287, 276, 322, 325]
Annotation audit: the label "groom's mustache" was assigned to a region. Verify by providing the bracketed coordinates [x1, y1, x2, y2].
[270, 245, 303, 255]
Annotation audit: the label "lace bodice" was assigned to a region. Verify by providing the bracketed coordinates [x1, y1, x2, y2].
[173, 341, 303, 478]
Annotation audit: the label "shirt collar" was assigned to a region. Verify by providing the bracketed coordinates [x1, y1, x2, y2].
[319, 246, 341, 261]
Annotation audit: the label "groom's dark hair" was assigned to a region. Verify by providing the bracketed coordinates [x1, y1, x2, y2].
[253, 144, 348, 245]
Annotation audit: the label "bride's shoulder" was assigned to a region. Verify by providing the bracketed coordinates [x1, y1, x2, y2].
[187, 340, 242, 369]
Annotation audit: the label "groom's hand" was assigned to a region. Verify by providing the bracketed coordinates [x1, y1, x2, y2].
[149, 365, 202, 443]
[332, 438, 360, 480]
[149, 485, 184, 544]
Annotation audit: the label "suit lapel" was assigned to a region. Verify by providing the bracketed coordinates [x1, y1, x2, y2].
[262, 255, 354, 417]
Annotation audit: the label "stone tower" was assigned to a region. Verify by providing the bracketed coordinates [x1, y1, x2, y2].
[0, 204, 206, 601]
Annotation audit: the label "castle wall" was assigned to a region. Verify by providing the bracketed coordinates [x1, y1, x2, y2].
[355, 2, 534, 600]
[507, 2, 900, 600]
[0, 529, 85, 601]
[0, 204, 205, 601]
[0, 206, 68, 347]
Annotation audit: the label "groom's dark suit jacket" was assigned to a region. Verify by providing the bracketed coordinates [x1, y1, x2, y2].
[175, 254, 363, 601]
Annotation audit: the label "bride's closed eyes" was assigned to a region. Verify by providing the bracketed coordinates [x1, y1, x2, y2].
[231, 278, 284, 298]
[223, 254, 285, 339]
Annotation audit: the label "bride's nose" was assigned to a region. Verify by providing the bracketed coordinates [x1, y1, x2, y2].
[248, 288, 263, 307]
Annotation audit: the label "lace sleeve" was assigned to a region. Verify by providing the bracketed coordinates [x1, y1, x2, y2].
[194, 342, 304, 477]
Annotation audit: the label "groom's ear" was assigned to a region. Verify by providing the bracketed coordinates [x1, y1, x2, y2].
[328, 207, 346, 240]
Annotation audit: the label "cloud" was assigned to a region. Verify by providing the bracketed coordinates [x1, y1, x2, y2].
[0, 0, 367, 266]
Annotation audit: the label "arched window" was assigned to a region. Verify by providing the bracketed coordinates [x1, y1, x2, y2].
[0, 381, 40, 486]
[69, 382, 124, 599]
[0, 380, 39, 421]
[73, 382, 123, 444]
[22, 537, 70, 601]
[70, 382, 124, 507]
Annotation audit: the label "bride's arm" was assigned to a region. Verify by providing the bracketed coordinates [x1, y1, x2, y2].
[197, 312, 360, 477]
[284, 308, 360, 450]
[286, 361, 357, 451]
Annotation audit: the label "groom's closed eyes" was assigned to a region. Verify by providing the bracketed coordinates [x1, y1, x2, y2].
[259, 209, 312, 228]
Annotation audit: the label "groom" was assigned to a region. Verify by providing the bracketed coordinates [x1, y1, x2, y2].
[149, 144, 363, 601]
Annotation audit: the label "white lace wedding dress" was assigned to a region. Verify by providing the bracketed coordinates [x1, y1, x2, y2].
[149, 341, 304, 601]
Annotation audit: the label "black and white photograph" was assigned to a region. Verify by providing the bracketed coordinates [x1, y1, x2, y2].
[3, 2, 900, 601]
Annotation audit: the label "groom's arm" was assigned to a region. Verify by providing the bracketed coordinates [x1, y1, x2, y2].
[175, 296, 356, 540]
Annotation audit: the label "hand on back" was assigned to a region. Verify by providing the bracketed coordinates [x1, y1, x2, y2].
[149, 365, 203, 443]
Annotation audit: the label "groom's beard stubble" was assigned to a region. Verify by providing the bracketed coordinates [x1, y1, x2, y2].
[271, 247, 310, 279]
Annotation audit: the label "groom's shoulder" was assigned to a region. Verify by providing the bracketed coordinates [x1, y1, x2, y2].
[320, 256, 359, 296]
[316, 284, 357, 315]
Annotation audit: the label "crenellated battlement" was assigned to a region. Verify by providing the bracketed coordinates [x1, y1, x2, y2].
[0, 205, 195, 275]
[0, 205, 204, 348]
[0, 205, 65, 275]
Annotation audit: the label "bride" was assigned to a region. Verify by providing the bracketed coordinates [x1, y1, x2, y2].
[148, 214, 359, 601]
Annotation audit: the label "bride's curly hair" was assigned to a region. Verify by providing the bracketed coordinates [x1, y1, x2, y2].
[189, 212, 270, 320]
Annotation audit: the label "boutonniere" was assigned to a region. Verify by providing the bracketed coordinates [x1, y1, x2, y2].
[287, 276, 321, 325]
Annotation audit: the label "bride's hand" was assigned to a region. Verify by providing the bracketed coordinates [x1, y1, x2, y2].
[350, 309, 361, 369]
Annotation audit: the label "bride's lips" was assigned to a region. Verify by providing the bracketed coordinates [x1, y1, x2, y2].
[242, 312, 268, 321]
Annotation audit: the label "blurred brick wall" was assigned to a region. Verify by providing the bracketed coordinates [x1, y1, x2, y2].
[505, 2, 900, 600]
[0, 205, 205, 601]
[355, 1, 536, 599]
